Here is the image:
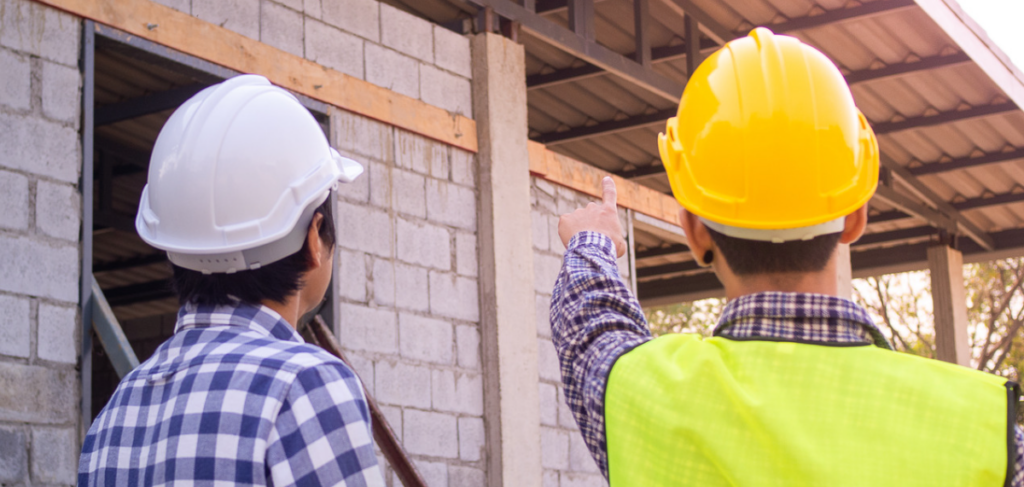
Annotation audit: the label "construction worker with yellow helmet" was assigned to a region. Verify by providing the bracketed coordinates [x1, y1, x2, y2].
[79, 75, 386, 486]
[552, 28, 1022, 486]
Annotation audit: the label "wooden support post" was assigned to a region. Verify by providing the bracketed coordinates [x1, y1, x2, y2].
[928, 244, 971, 366]
[633, 0, 651, 67]
[472, 33, 542, 487]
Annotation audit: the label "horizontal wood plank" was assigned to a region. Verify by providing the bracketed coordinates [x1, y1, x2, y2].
[36, 0, 478, 152]
[528, 141, 681, 225]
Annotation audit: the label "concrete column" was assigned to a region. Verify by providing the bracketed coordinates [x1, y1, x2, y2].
[471, 33, 542, 487]
[836, 243, 852, 299]
[928, 244, 970, 366]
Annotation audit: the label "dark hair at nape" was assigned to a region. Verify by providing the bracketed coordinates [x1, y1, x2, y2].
[170, 193, 336, 306]
[706, 226, 842, 276]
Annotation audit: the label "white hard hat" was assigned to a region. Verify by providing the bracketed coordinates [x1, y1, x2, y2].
[136, 75, 363, 274]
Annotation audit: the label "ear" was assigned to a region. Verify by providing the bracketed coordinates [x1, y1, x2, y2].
[306, 213, 325, 269]
[678, 208, 715, 267]
[839, 204, 869, 245]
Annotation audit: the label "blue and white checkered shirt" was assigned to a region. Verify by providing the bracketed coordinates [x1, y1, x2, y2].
[550, 231, 1024, 484]
[79, 300, 384, 486]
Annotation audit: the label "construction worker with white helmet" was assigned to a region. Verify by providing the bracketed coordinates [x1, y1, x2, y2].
[552, 28, 1022, 485]
[79, 75, 385, 486]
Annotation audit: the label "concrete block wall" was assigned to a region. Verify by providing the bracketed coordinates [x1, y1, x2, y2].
[153, 0, 473, 117]
[331, 108, 484, 487]
[0, 0, 83, 484]
[531, 177, 632, 487]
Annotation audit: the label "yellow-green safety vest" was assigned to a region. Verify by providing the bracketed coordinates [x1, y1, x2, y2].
[605, 334, 1018, 486]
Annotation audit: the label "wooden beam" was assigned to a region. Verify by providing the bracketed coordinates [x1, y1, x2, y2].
[35, 0, 478, 153]
[527, 141, 681, 225]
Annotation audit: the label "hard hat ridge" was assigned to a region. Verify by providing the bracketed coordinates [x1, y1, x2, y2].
[136, 74, 364, 274]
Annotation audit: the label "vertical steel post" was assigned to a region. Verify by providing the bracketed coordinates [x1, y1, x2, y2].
[80, 19, 96, 433]
[685, 14, 702, 77]
[627, 209, 638, 295]
[633, 0, 651, 67]
[568, 0, 595, 41]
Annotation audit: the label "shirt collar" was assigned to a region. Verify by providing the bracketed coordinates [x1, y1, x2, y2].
[714, 291, 893, 350]
[175, 298, 304, 344]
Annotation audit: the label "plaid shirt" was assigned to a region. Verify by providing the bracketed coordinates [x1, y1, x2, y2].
[550, 231, 1024, 484]
[79, 300, 384, 487]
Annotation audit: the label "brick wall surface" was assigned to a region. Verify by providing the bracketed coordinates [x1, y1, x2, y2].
[0, 0, 83, 484]
[152, 0, 473, 115]
[531, 177, 632, 487]
[332, 109, 484, 487]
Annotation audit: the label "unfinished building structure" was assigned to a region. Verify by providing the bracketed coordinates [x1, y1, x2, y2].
[0, 0, 1022, 485]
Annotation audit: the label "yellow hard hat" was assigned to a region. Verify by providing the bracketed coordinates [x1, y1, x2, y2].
[658, 27, 878, 242]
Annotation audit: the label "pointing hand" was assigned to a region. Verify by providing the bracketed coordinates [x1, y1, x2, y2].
[557, 177, 627, 257]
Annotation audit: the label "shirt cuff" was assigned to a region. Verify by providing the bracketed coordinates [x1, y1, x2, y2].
[568, 231, 616, 257]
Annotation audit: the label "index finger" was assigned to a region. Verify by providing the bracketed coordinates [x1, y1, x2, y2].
[602, 176, 617, 208]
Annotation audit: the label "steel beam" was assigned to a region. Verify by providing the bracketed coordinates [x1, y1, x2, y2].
[80, 18, 96, 430]
[754, 0, 916, 35]
[855, 225, 938, 246]
[90, 277, 141, 377]
[872, 102, 1017, 134]
[880, 157, 995, 250]
[94, 253, 168, 273]
[469, 0, 684, 100]
[908, 147, 1024, 175]
[568, 0, 595, 41]
[846, 52, 971, 84]
[615, 164, 665, 179]
[95, 84, 207, 126]
[636, 243, 689, 259]
[526, 39, 718, 89]
[662, 0, 736, 44]
[633, 0, 651, 67]
[873, 185, 956, 231]
[534, 108, 674, 144]
[636, 260, 700, 278]
[637, 228, 1024, 303]
[684, 14, 701, 75]
[103, 278, 175, 307]
[952, 190, 1024, 211]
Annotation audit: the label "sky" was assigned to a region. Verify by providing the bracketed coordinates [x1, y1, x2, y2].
[957, 0, 1024, 73]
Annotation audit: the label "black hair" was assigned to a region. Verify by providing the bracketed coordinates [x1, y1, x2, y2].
[706, 227, 842, 276]
[170, 194, 335, 306]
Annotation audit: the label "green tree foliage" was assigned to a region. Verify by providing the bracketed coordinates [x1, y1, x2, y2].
[646, 298, 723, 337]
[854, 258, 1024, 379]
